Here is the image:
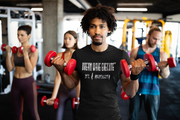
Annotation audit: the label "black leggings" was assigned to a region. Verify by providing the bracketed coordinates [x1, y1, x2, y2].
[11, 76, 40, 120]
[56, 84, 78, 120]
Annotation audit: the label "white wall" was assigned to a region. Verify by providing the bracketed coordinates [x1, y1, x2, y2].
[166, 14, 180, 58]
[114, 13, 162, 20]
[167, 14, 180, 22]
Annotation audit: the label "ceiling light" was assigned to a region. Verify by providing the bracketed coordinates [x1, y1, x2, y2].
[31, 8, 43, 11]
[117, 8, 148, 11]
[78, 0, 92, 9]
[69, 0, 85, 9]
[117, 3, 153, 6]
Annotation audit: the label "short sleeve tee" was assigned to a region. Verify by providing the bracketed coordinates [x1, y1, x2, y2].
[72, 44, 130, 120]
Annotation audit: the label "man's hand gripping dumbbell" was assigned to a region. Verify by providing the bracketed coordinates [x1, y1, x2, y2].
[154, 57, 176, 71]
[120, 53, 156, 78]
[120, 54, 153, 100]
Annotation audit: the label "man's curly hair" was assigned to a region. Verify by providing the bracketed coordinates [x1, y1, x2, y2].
[80, 4, 117, 36]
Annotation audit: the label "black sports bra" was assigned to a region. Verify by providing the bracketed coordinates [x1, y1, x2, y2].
[14, 53, 29, 67]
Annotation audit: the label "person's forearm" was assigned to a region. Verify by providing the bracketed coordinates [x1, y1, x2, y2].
[76, 82, 80, 98]
[51, 78, 61, 99]
[24, 56, 34, 73]
[125, 79, 139, 98]
[59, 70, 78, 90]
[6, 53, 14, 72]
[160, 66, 170, 79]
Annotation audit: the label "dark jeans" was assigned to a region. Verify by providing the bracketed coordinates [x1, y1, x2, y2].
[128, 93, 160, 120]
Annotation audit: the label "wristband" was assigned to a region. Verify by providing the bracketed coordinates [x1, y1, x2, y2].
[130, 73, 141, 80]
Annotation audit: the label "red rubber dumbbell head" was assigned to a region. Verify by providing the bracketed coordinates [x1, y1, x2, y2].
[44, 50, 57, 67]
[64, 59, 77, 75]
[72, 97, 76, 109]
[143, 54, 156, 71]
[1, 44, 6, 51]
[121, 91, 130, 100]
[30, 45, 36, 53]
[19, 46, 23, 53]
[120, 59, 130, 78]
[54, 98, 59, 109]
[11, 46, 18, 53]
[41, 96, 47, 106]
[121, 86, 130, 100]
[167, 57, 176, 68]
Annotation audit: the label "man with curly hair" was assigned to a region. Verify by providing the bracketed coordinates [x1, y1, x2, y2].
[51, 4, 146, 120]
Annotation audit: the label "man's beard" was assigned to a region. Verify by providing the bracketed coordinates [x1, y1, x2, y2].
[147, 39, 156, 48]
[93, 41, 102, 46]
[92, 35, 103, 46]
[148, 39, 152, 47]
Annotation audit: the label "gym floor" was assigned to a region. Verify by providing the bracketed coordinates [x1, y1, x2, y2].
[0, 64, 180, 120]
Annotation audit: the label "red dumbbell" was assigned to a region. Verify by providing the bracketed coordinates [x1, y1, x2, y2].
[154, 57, 176, 71]
[120, 53, 156, 78]
[121, 86, 130, 100]
[1, 44, 18, 54]
[72, 97, 79, 109]
[44, 50, 76, 75]
[19, 45, 36, 54]
[41, 96, 59, 109]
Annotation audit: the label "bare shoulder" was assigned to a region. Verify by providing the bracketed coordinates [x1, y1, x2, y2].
[35, 49, 38, 54]
[160, 49, 166, 55]
[130, 47, 139, 58]
[129, 47, 139, 62]
[131, 47, 138, 54]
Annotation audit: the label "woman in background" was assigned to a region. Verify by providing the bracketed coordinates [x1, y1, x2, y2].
[46, 30, 80, 120]
[5, 25, 40, 120]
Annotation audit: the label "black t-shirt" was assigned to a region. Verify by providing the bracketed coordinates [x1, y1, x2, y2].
[72, 44, 130, 120]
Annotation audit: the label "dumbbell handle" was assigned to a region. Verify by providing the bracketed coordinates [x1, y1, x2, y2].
[153, 57, 176, 71]
[154, 61, 172, 72]
[128, 60, 149, 69]
[4, 46, 14, 50]
[20, 47, 31, 51]
[43, 100, 54, 104]
[158, 61, 169, 67]
[50, 57, 67, 67]
[155, 62, 160, 71]
[74, 101, 79, 104]
[19, 45, 36, 53]
[2, 46, 5, 50]
[1, 44, 17, 50]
